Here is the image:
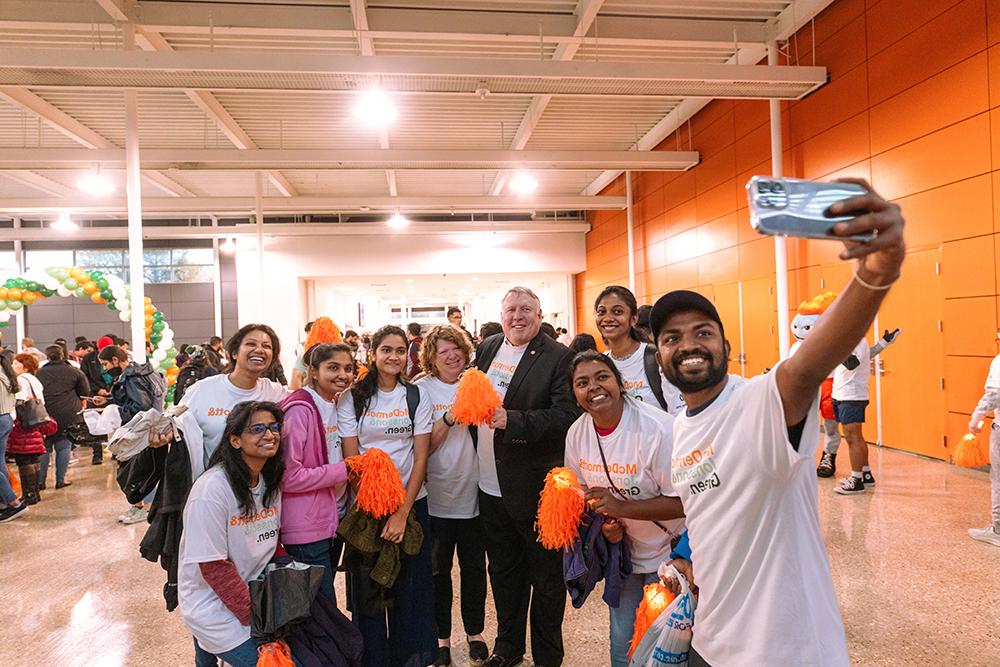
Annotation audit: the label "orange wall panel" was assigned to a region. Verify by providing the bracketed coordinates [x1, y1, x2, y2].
[695, 181, 739, 224]
[941, 235, 996, 298]
[792, 112, 871, 180]
[990, 0, 1000, 46]
[866, 0, 965, 57]
[894, 175, 993, 247]
[789, 64, 869, 147]
[663, 199, 698, 238]
[665, 258, 699, 291]
[739, 236, 777, 280]
[943, 296, 999, 356]
[699, 247, 739, 286]
[945, 355, 992, 413]
[695, 144, 736, 195]
[697, 213, 738, 254]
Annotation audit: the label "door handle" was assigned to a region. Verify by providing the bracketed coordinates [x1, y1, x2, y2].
[876, 359, 885, 376]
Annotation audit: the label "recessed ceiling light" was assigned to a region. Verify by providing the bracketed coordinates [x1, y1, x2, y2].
[220, 238, 236, 254]
[353, 89, 397, 129]
[387, 212, 410, 230]
[509, 171, 538, 195]
[77, 168, 115, 197]
[405, 278, 413, 283]
[51, 210, 79, 232]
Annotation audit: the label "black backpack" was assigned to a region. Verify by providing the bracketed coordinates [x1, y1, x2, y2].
[642, 344, 669, 412]
[356, 383, 421, 429]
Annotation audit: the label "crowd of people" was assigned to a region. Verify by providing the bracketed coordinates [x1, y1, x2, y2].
[1, 182, 995, 666]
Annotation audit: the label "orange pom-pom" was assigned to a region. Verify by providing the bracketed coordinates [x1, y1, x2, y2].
[451, 369, 503, 426]
[257, 640, 294, 667]
[345, 448, 406, 519]
[627, 582, 677, 660]
[304, 316, 343, 352]
[535, 467, 586, 550]
[954, 433, 988, 468]
[354, 365, 369, 381]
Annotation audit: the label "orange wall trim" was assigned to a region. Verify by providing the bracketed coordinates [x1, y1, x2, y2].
[574, 0, 1000, 461]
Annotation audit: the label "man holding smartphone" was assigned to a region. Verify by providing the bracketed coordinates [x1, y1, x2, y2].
[655, 179, 904, 666]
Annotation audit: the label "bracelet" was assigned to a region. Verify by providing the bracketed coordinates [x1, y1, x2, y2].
[853, 267, 898, 291]
[442, 412, 455, 427]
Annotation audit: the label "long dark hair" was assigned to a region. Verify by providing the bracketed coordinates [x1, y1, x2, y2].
[0, 354, 17, 394]
[352, 325, 408, 418]
[304, 342, 355, 371]
[567, 349, 627, 397]
[594, 285, 643, 343]
[225, 324, 281, 374]
[208, 400, 285, 517]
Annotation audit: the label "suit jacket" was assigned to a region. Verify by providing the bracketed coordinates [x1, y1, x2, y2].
[473, 332, 581, 520]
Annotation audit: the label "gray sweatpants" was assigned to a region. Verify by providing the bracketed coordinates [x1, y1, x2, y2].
[991, 425, 1000, 532]
[823, 418, 842, 455]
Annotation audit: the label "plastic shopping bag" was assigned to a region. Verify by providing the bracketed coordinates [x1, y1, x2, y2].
[250, 559, 325, 641]
[628, 564, 695, 667]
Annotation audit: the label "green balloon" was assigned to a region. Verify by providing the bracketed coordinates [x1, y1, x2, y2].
[0, 302, 6, 311]
[107, 303, 118, 311]
[45, 267, 58, 277]
[53, 270, 68, 282]
[63, 278, 79, 290]
[150, 333, 162, 345]
[153, 311, 164, 321]
[73, 287, 87, 298]
[166, 348, 177, 359]
[0, 321, 7, 328]
[25, 281, 38, 292]
[7, 300, 22, 311]
[13, 278, 25, 289]
[3, 279, 14, 288]
[97, 278, 109, 290]
[151, 321, 165, 333]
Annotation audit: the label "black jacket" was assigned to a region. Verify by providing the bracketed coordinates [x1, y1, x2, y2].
[473, 332, 580, 520]
[80, 350, 110, 393]
[36, 360, 90, 431]
[110, 361, 166, 424]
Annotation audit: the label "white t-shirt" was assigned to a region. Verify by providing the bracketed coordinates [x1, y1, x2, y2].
[178, 467, 281, 655]
[16, 373, 45, 403]
[565, 398, 683, 573]
[671, 369, 848, 666]
[606, 344, 685, 415]
[415, 375, 479, 519]
[179, 374, 289, 469]
[304, 385, 348, 517]
[984, 355, 1000, 420]
[832, 338, 870, 401]
[337, 384, 433, 501]
[476, 340, 528, 497]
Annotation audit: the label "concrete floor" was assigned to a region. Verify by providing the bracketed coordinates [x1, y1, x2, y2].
[1, 445, 998, 666]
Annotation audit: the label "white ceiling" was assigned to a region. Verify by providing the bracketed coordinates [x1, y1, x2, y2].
[0, 0, 834, 222]
[313, 271, 568, 307]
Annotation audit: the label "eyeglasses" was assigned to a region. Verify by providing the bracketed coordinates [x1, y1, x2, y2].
[244, 422, 282, 436]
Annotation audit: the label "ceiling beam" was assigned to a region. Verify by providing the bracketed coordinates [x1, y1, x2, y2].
[0, 195, 624, 216]
[350, 0, 396, 197]
[0, 147, 700, 171]
[1, 171, 77, 197]
[0, 48, 828, 98]
[0, 3, 771, 48]
[490, 0, 604, 196]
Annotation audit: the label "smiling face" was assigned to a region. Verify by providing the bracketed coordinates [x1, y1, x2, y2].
[374, 333, 408, 379]
[791, 313, 820, 341]
[230, 409, 282, 461]
[572, 359, 625, 417]
[235, 329, 274, 377]
[595, 293, 638, 344]
[311, 350, 355, 397]
[501, 291, 542, 346]
[432, 337, 467, 383]
[655, 310, 729, 394]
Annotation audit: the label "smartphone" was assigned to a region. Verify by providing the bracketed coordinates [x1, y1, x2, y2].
[746, 176, 874, 242]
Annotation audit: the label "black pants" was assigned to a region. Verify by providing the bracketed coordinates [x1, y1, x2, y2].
[479, 491, 566, 666]
[430, 515, 487, 639]
[688, 645, 713, 667]
[12, 454, 40, 466]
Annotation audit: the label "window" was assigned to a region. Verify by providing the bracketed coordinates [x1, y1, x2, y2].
[23, 248, 214, 284]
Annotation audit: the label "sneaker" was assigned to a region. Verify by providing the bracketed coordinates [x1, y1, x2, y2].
[433, 647, 452, 667]
[862, 470, 876, 486]
[482, 655, 523, 667]
[120, 506, 148, 525]
[0, 503, 28, 524]
[816, 452, 836, 478]
[468, 640, 489, 666]
[55, 481, 73, 489]
[968, 526, 1000, 547]
[834, 476, 865, 495]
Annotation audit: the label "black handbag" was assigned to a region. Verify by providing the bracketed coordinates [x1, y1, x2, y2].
[250, 559, 325, 641]
[15, 379, 49, 429]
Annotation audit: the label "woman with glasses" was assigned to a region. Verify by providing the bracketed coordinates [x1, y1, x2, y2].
[279, 342, 355, 602]
[179, 400, 286, 667]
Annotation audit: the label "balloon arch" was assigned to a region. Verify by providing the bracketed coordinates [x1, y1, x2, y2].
[0, 266, 181, 403]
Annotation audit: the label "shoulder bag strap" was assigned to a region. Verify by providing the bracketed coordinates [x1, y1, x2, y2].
[592, 422, 671, 534]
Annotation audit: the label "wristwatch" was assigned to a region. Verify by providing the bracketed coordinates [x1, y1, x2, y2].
[442, 412, 455, 427]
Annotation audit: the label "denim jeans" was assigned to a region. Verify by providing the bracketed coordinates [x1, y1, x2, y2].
[39, 434, 72, 486]
[284, 537, 338, 605]
[609, 571, 660, 667]
[193, 636, 262, 667]
[0, 414, 15, 504]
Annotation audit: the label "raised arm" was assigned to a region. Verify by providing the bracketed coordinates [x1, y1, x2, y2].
[777, 179, 905, 426]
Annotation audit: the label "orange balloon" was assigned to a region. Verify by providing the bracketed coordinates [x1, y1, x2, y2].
[22, 291, 36, 304]
[144, 315, 154, 325]
[144, 296, 152, 305]
[7, 288, 21, 300]
[83, 281, 98, 294]
[0, 288, 6, 300]
[91, 293, 105, 304]
[144, 303, 155, 314]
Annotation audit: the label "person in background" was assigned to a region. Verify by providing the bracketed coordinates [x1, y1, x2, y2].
[416, 325, 488, 667]
[179, 401, 285, 667]
[173, 347, 219, 405]
[478, 322, 502, 346]
[568, 333, 598, 355]
[54, 338, 80, 368]
[967, 351, 1000, 547]
[20, 337, 44, 364]
[447, 307, 475, 346]
[279, 342, 354, 602]
[0, 354, 25, 523]
[539, 322, 558, 340]
[634, 304, 653, 343]
[556, 327, 573, 347]
[831, 335, 875, 495]
[77, 340, 109, 397]
[564, 351, 685, 667]
[406, 322, 424, 379]
[36, 345, 89, 486]
[93, 345, 165, 424]
[344, 330, 363, 365]
[338, 325, 437, 667]
[473, 287, 580, 667]
[289, 321, 316, 390]
[9, 353, 55, 507]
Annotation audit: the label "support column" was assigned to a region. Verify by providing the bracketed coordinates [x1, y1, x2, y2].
[625, 170, 637, 294]
[768, 41, 791, 360]
[124, 24, 146, 365]
[13, 217, 25, 348]
[565, 273, 576, 336]
[211, 216, 223, 338]
[255, 171, 265, 321]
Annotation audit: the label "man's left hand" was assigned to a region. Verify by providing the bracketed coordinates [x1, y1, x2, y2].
[490, 407, 507, 430]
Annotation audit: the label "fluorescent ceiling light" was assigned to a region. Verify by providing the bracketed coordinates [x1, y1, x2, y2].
[509, 171, 538, 195]
[220, 238, 237, 254]
[387, 212, 410, 229]
[77, 168, 115, 197]
[353, 89, 397, 129]
[51, 210, 79, 232]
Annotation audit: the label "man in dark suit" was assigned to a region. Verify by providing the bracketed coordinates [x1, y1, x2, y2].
[473, 287, 580, 667]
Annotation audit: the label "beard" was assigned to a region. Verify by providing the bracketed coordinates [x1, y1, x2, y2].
[663, 348, 728, 394]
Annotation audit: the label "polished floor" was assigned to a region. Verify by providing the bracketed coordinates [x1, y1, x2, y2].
[1, 445, 998, 666]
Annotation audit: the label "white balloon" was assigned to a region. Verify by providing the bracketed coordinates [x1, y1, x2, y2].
[0, 311, 9, 322]
[158, 337, 172, 350]
[42, 277, 61, 291]
[152, 349, 167, 362]
[56, 285, 71, 297]
[117, 299, 130, 312]
[118, 311, 130, 322]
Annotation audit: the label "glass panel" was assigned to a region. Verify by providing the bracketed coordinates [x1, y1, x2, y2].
[172, 248, 213, 266]
[75, 249, 124, 268]
[143, 267, 172, 283]
[25, 249, 72, 270]
[172, 266, 213, 283]
[0, 251, 16, 281]
[143, 249, 171, 266]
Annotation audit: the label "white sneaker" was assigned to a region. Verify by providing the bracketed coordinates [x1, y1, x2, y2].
[120, 506, 148, 525]
[968, 526, 1000, 547]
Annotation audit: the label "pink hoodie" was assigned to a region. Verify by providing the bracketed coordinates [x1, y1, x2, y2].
[278, 389, 349, 545]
